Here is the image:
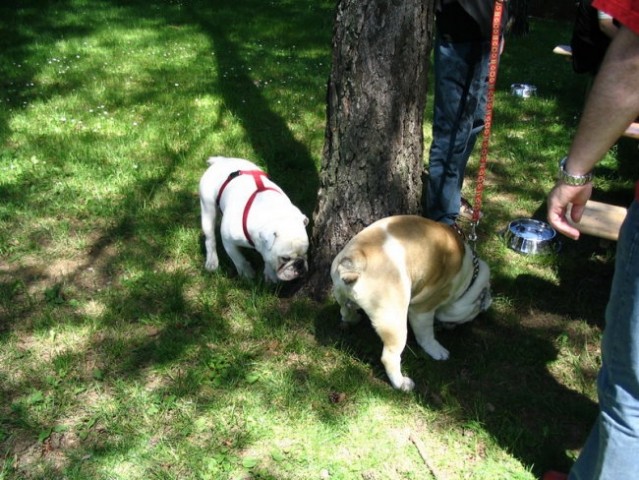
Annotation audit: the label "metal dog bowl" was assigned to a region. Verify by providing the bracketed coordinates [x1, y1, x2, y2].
[504, 218, 558, 255]
[511, 83, 537, 98]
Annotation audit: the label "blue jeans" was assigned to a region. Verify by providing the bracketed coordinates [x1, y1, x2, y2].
[425, 36, 491, 225]
[570, 200, 639, 479]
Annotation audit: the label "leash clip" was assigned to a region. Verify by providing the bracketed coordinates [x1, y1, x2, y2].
[468, 220, 479, 249]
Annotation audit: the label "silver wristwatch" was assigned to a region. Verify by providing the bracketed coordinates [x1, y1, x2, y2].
[558, 157, 593, 186]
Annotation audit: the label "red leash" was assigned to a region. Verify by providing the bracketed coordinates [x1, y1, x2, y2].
[470, 0, 505, 239]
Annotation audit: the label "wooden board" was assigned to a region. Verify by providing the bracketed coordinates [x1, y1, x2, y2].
[624, 122, 639, 140]
[567, 200, 627, 241]
[553, 44, 572, 57]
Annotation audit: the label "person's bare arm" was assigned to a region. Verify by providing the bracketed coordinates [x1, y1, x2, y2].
[548, 26, 639, 239]
[568, 26, 639, 173]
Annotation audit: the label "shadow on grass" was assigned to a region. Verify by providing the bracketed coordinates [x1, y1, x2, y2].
[0, 1, 323, 478]
[314, 300, 598, 476]
[188, 0, 323, 215]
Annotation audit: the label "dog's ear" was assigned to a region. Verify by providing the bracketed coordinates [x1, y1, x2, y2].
[293, 207, 309, 227]
[338, 257, 360, 284]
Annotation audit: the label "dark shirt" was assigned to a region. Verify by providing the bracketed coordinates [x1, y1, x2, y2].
[436, 0, 503, 42]
[571, 0, 614, 74]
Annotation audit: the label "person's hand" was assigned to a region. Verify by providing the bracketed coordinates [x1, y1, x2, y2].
[547, 182, 593, 240]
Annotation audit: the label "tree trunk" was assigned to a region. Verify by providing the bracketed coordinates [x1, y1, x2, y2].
[304, 0, 434, 300]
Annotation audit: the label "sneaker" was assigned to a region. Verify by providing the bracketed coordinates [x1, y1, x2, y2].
[542, 471, 568, 480]
[459, 198, 483, 222]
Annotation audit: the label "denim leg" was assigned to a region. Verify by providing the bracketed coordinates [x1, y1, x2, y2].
[425, 37, 490, 224]
[569, 201, 639, 479]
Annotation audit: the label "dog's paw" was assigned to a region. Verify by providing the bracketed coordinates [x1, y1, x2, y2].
[340, 311, 361, 326]
[421, 341, 450, 361]
[238, 267, 256, 279]
[338, 300, 362, 325]
[479, 287, 492, 311]
[339, 318, 357, 332]
[204, 256, 219, 271]
[395, 376, 415, 392]
[263, 269, 279, 283]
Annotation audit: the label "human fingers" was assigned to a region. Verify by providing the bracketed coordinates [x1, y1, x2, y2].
[547, 186, 581, 240]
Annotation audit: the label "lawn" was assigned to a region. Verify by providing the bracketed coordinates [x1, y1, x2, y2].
[1, 1, 638, 479]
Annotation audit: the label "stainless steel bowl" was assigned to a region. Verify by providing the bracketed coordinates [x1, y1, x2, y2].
[510, 83, 537, 98]
[504, 218, 558, 255]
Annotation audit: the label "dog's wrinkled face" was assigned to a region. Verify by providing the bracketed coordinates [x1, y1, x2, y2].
[276, 255, 308, 281]
[258, 214, 309, 282]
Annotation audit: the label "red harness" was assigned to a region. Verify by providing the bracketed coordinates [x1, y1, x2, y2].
[216, 170, 281, 247]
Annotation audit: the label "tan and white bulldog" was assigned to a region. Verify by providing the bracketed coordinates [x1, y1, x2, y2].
[331, 215, 491, 391]
[199, 156, 309, 282]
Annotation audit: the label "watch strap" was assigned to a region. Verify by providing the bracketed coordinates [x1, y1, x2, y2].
[558, 157, 593, 186]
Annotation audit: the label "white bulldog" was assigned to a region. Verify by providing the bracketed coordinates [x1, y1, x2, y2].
[331, 215, 491, 391]
[199, 156, 309, 282]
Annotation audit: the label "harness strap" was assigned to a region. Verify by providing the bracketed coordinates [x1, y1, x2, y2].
[216, 170, 242, 207]
[216, 170, 281, 247]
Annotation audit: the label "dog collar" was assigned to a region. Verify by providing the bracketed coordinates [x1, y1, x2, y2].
[216, 170, 281, 247]
[459, 251, 480, 300]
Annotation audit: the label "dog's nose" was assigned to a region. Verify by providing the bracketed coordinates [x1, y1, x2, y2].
[294, 258, 307, 273]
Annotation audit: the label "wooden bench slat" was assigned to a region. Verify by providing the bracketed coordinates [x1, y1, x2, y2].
[553, 44, 572, 57]
[567, 200, 627, 241]
[624, 122, 639, 140]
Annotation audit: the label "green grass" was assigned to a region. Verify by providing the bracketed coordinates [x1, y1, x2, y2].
[2, 1, 637, 479]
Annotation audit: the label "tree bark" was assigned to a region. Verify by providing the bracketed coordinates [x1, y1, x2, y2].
[304, 0, 433, 300]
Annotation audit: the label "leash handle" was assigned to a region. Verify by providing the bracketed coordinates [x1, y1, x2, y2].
[471, 0, 504, 229]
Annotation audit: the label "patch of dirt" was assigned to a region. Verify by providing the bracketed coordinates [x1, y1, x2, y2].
[10, 430, 81, 478]
[0, 227, 121, 300]
[519, 310, 565, 330]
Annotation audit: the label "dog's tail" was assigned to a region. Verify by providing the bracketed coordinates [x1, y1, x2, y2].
[206, 156, 225, 166]
[335, 249, 366, 285]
